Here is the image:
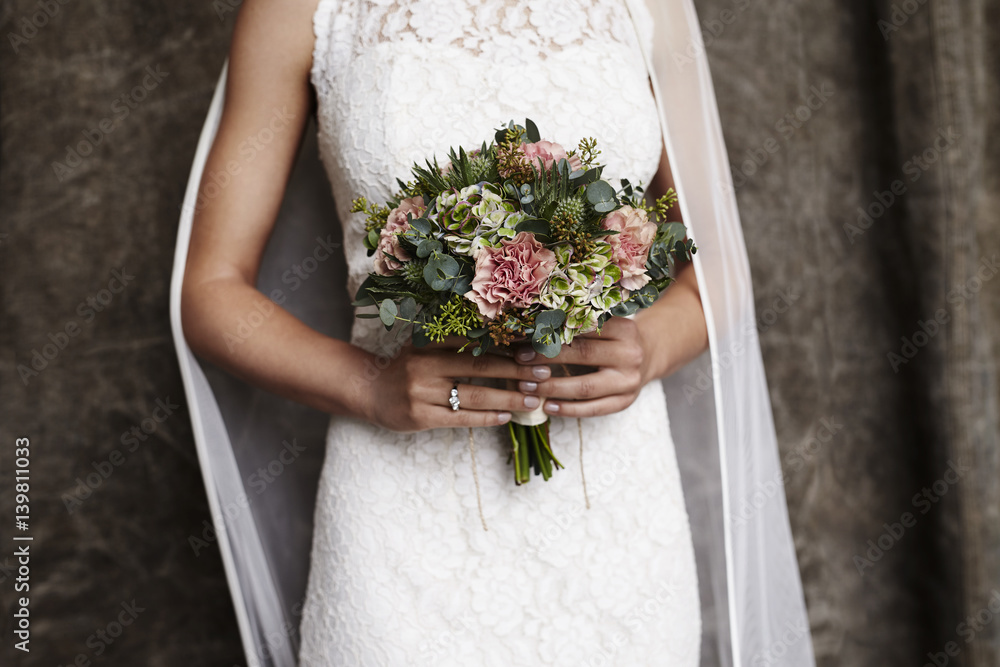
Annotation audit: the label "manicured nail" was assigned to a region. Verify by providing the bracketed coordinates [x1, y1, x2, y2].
[498, 412, 512, 424]
[545, 402, 560, 414]
[520, 380, 538, 393]
[517, 347, 536, 362]
[523, 395, 540, 409]
[532, 366, 551, 380]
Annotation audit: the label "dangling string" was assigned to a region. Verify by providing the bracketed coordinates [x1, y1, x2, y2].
[559, 363, 591, 510]
[577, 417, 590, 509]
[468, 427, 488, 531]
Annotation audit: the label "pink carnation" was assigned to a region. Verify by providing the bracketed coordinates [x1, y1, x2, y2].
[601, 205, 657, 291]
[373, 197, 425, 276]
[465, 231, 556, 320]
[521, 140, 584, 172]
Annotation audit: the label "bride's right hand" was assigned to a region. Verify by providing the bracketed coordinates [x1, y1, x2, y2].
[360, 339, 552, 433]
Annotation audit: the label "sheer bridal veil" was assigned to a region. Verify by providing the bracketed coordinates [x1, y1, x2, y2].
[169, 1, 816, 665]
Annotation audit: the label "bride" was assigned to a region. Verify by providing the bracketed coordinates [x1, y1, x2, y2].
[172, 1, 815, 666]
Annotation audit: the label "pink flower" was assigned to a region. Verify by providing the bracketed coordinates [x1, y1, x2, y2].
[373, 197, 425, 276]
[601, 206, 657, 291]
[465, 231, 556, 320]
[521, 140, 584, 172]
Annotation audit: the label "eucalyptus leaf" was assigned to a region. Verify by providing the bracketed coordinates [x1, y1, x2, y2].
[532, 338, 563, 358]
[586, 180, 616, 208]
[452, 276, 472, 295]
[399, 296, 417, 321]
[534, 309, 567, 328]
[611, 301, 640, 317]
[378, 299, 398, 327]
[569, 168, 599, 186]
[515, 219, 551, 237]
[416, 238, 441, 258]
[525, 118, 540, 143]
[409, 217, 432, 234]
[634, 283, 659, 308]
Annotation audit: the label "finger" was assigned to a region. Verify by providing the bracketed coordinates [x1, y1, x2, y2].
[541, 393, 636, 419]
[431, 349, 553, 382]
[421, 335, 476, 350]
[521, 368, 637, 401]
[577, 316, 635, 339]
[421, 381, 542, 413]
[514, 336, 640, 369]
[422, 405, 514, 429]
[421, 337, 522, 359]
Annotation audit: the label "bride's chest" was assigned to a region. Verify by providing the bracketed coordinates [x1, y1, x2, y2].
[311, 0, 662, 250]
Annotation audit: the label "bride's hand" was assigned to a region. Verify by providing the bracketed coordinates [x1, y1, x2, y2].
[513, 317, 652, 418]
[361, 337, 552, 433]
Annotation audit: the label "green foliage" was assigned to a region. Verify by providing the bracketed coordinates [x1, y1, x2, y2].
[351, 197, 392, 236]
[576, 136, 601, 169]
[531, 309, 567, 358]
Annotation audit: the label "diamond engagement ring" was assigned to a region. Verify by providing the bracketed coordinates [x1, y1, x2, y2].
[449, 383, 461, 411]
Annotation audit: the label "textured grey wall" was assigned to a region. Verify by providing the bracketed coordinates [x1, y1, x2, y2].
[1, 1, 997, 666]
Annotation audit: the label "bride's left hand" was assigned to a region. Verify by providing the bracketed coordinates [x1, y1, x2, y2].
[513, 317, 655, 418]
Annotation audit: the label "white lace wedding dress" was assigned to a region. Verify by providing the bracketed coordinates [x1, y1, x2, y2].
[298, 1, 701, 665]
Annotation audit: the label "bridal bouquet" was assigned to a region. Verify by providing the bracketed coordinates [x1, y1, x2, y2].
[352, 120, 695, 485]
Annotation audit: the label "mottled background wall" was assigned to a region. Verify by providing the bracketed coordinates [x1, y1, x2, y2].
[1, 1, 997, 666]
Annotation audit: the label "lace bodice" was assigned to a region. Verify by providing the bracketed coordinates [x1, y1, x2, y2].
[310, 0, 661, 354]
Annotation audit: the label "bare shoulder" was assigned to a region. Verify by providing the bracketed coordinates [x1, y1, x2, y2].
[227, 0, 323, 89]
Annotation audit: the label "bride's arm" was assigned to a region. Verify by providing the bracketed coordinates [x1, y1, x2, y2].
[181, 0, 368, 417]
[633, 146, 709, 381]
[181, 0, 535, 429]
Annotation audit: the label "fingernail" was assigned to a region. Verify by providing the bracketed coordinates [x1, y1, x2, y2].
[520, 381, 538, 393]
[517, 347, 536, 362]
[498, 412, 512, 424]
[532, 366, 551, 380]
[545, 402, 560, 414]
[523, 395, 540, 409]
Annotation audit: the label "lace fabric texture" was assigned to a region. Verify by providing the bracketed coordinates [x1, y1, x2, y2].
[298, 1, 700, 664]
